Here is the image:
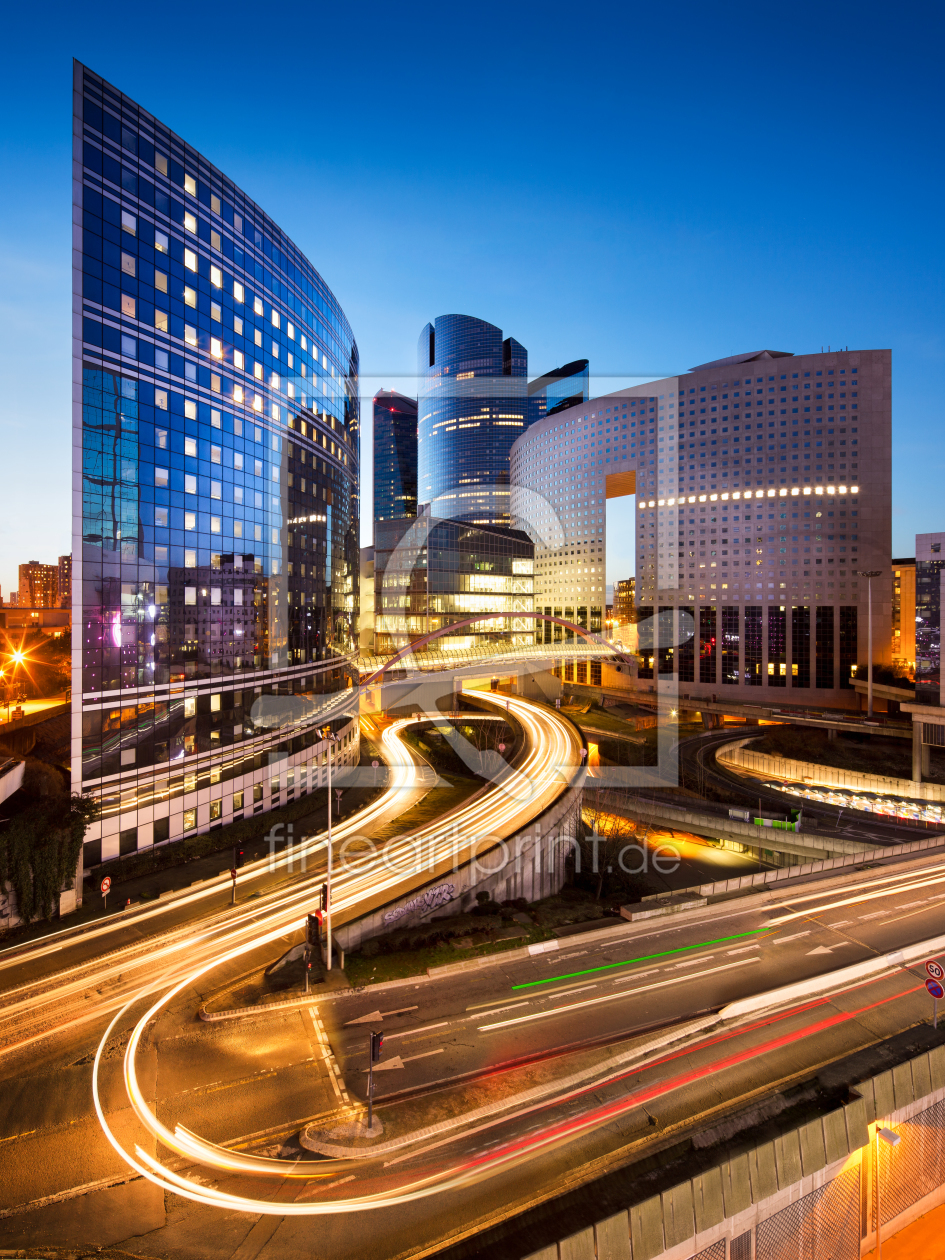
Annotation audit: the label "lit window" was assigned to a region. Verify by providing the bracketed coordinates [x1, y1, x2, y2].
[184, 586, 197, 606]
[233, 280, 244, 303]
[211, 338, 223, 358]
[155, 153, 168, 176]
[210, 516, 221, 533]
[154, 270, 167, 293]
[254, 362, 263, 380]
[270, 372, 280, 390]
[234, 589, 243, 605]
[254, 297, 263, 315]
[210, 302, 221, 322]
[154, 230, 169, 254]
[184, 325, 197, 346]
[183, 809, 197, 832]
[184, 212, 197, 235]
[234, 520, 243, 537]
[210, 587, 221, 606]
[184, 286, 196, 307]
[156, 429, 168, 449]
[301, 335, 307, 351]
[184, 437, 197, 456]
[184, 174, 197, 196]
[122, 295, 136, 318]
[254, 524, 263, 541]
[233, 316, 243, 336]
[184, 550, 196, 568]
[210, 265, 222, 287]
[155, 390, 167, 410]
[184, 248, 197, 271]
[211, 409, 221, 429]
[121, 252, 135, 276]
[234, 350, 244, 370]
[185, 474, 197, 494]
[184, 400, 197, 420]
[271, 309, 280, 328]
[233, 384, 243, 403]
[155, 468, 169, 487]
[210, 230, 221, 252]
[209, 800, 222, 821]
[287, 322, 295, 340]
[211, 481, 221, 499]
[185, 512, 196, 530]
[121, 210, 136, 235]
[253, 394, 262, 411]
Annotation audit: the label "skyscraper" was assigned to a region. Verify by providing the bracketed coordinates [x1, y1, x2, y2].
[58, 554, 73, 609]
[916, 533, 945, 706]
[72, 63, 360, 867]
[417, 314, 527, 527]
[527, 359, 589, 428]
[373, 390, 418, 523]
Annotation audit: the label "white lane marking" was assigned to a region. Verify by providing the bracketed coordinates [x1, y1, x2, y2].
[612, 969, 660, 984]
[827, 920, 853, 928]
[860, 910, 890, 920]
[675, 955, 715, 969]
[383, 1022, 448, 1042]
[773, 931, 810, 943]
[726, 944, 760, 956]
[466, 997, 530, 1011]
[466, 1003, 532, 1019]
[402, 1048, 444, 1063]
[896, 900, 928, 910]
[536, 983, 597, 1000]
[478, 959, 760, 1032]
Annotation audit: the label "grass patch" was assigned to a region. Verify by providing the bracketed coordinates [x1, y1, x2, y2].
[345, 925, 555, 988]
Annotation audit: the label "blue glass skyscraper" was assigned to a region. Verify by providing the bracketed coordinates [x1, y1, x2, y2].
[417, 315, 527, 526]
[72, 63, 360, 868]
[373, 390, 418, 523]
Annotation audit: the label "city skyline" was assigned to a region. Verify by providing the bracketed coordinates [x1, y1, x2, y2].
[1, 1, 942, 603]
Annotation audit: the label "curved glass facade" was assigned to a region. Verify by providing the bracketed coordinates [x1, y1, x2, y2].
[72, 63, 360, 863]
[417, 314, 527, 527]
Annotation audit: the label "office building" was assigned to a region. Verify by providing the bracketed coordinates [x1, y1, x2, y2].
[614, 578, 635, 626]
[527, 359, 589, 428]
[916, 534, 945, 706]
[373, 390, 418, 523]
[892, 556, 916, 672]
[73, 63, 360, 867]
[19, 561, 59, 609]
[58, 554, 73, 609]
[417, 314, 527, 527]
[373, 516, 533, 655]
[360, 545, 375, 653]
[511, 348, 891, 707]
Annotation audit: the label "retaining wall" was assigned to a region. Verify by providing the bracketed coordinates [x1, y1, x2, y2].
[718, 737, 944, 802]
[524, 1044, 945, 1260]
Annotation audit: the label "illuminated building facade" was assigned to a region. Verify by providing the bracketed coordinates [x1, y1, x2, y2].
[373, 516, 534, 655]
[892, 556, 915, 672]
[916, 534, 945, 706]
[18, 561, 59, 609]
[417, 314, 527, 527]
[73, 63, 360, 866]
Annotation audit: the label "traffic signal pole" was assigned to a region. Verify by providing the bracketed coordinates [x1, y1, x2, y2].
[367, 1032, 374, 1130]
[326, 735, 333, 971]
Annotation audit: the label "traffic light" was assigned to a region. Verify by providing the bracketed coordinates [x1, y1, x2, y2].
[370, 1031, 384, 1063]
[320, 883, 329, 912]
[235, 847, 245, 869]
[307, 912, 321, 946]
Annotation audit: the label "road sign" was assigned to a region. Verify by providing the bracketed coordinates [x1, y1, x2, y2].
[927, 960, 945, 982]
[372, 760, 378, 768]
[229, 868, 237, 880]
[927, 979, 945, 1000]
[100, 876, 111, 896]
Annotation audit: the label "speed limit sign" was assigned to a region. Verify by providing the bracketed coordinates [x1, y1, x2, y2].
[926, 960, 944, 982]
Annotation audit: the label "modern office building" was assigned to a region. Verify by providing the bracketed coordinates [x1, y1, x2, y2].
[892, 556, 916, 672]
[18, 561, 59, 609]
[373, 516, 534, 655]
[359, 545, 375, 653]
[72, 63, 360, 867]
[58, 554, 73, 609]
[527, 359, 589, 428]
[511, 348, 892, 707]
[373, 390, 418, 523]
[614, 578, 635, 625]
[915, 534, 945, 706]
[417, 314, 527, 528]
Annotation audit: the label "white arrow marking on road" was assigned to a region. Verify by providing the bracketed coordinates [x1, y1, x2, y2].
[807, 946, 834, 955]
[363, 1048, 444, 1072]
[344, 1005, 418, 1026]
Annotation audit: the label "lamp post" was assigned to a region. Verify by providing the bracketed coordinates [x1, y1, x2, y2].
[857, 570, 882, 717]
[875, 1125, 900, 1259]
[319, 725, 339, 970]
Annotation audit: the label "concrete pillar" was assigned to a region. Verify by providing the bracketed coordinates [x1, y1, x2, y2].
[828, 727, 837, 742]
[923, 744, 931, 776]
[913, 721, 924, 784]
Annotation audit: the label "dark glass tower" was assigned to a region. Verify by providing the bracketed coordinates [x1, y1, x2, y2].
[527, 358, 589, 428]
[72, 63, 360, 867]
[417, 314, 527, 527]
[373, 390, 418, 523]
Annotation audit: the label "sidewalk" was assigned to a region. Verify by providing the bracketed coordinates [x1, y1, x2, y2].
[864, 1201, 945, 1258]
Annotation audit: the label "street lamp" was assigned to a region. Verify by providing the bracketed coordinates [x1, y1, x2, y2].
[875, 1125, 900, 1259]
[856, 570, 883, 717]
[318, 725, 340, 971]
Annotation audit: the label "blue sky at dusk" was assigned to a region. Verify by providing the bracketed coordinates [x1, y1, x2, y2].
[0, 0, 941, 599]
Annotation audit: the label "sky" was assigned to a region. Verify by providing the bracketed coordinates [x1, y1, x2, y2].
[0, 0, 942, 601]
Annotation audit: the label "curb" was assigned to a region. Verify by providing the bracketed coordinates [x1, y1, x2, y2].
[298, 1012, 722, 1160]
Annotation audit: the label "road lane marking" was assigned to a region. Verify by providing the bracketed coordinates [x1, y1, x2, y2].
[675, 956, 715, 969]
[466, 998, 530, 1011]
[726, 945, 760, 956]
[827, 920, 853, 928]
[383, 1022, 448, 1041]
[860, 910, 890, 920]
[480, 959, 760, 1031]
[773, 932, 810, 943]
[612, 969, 660, 984]
[535, 984, 597, 999]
